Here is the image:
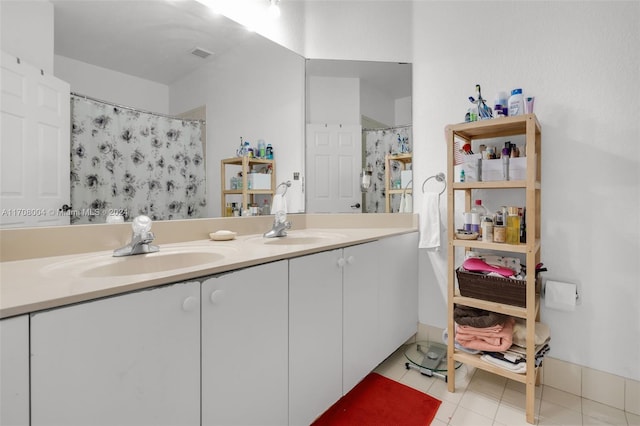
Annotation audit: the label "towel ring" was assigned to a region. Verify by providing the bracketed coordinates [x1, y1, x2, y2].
[275, 180, 291, 196]
[422, 172, 446, 196]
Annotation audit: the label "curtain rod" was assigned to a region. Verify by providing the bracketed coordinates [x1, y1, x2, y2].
[362, 124, 412, 132]
[70, 92, 205, 123]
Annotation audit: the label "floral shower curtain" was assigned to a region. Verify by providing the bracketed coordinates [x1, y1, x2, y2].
[363, 125, 412, 213]
[70, 95, 206, 224]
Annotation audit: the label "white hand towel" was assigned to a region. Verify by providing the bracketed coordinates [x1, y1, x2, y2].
[404, 194, 412, 213]
[270, 193, 287, 215]
[399, 193, 413, 213]
[419, 192, 440, 249]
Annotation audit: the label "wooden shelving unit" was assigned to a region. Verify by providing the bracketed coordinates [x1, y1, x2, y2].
[384, 153, 412, 212]
[220, 157, 275, 215]
[445, 114, 542, 424]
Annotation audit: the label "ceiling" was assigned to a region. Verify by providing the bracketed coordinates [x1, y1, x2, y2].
[52, 0, 411, 98]
[52, 0, 252, 85]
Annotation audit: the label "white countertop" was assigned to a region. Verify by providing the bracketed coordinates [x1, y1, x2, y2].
[1, 227, 416, 319]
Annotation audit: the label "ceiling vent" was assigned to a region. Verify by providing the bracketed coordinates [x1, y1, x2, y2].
[191, 47, 213, 59]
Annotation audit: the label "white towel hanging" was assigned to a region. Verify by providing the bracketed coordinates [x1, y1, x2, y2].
[419, 192, 440, 249]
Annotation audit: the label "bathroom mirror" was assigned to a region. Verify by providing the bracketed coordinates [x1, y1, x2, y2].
[1, 0, 412, 228]
[305, 59, 412, 213]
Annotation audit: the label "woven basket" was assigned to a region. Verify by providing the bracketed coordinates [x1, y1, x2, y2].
[456, 268, 538, 308]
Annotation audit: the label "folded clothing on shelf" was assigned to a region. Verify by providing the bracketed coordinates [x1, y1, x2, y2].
[512, 319, 551, 347]
[454, 317, 515, 352]
[482, 342, 550, 373]
[454, 305, 509, 328]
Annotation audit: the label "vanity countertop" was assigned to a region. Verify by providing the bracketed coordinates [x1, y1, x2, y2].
[1, 224, 417, 319]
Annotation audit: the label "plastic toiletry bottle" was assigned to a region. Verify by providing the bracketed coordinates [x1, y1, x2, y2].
[262, 199, 270, 215]
[502, 144, 511, 181]
[520, 208, 526, 243]
[471, 200, 489, 236]
[494, 91, 509, 116]
[266, 144, 273, 160]
[506, 206, 521, 244]
[508, 88, 525, 116]
[481, 217, 494, 242]
[257, 139, 266, 159]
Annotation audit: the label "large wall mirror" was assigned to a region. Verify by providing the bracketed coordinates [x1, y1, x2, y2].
[1, 0, 412, 229]
[305, 59, 412, 214]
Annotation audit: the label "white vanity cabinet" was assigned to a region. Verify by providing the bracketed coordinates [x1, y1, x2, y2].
[30, 281, 201, 426]
[201, 260, 289, 426]
[342, 242, 384, 391]
[378, 231, 419, 354]
[289, 233, 419, 426]
[0, 315, 30, 426]
[343, 232, 419, 392]
[289, 248, 344, 426]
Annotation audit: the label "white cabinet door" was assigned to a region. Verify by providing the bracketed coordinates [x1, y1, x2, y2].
[201, 261, 288, 426]
[289, 249, 343, 426]
[342, 241, 381, 392]
[378, 232, 419, 355]
[0, 315, 29, 426]
[31, 281, 201, 426]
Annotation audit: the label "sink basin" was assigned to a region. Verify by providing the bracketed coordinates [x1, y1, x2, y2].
[43, 246, 233, 278]
[249, 230, 346, 246]
[80, 251, 225, 277]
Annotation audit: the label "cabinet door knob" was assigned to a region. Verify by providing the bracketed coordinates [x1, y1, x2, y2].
[210, 289, 225, 304]
[337, 258, 346, 267]
[182, 296, 198, 312]
[346, 255, 355, 264]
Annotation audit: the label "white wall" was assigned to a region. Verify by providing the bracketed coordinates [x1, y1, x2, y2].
[54, 55, 170, 113]
[395, 96, 412, 126]
[303, 0, 412, 62]
[169, 34, 306, 217]
[360, 81, 395, 127]
[291, 0, 640, 381]
[307, 76, 360, 124]
[0, 0, 53, 74]
[411, 1, 640, 381]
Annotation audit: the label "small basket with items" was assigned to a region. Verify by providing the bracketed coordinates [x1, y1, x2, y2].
[456, 256, 544, 307]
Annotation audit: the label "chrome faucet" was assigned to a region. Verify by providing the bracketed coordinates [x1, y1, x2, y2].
[113, 215, 159, 257]
[264, 213, 292, 238]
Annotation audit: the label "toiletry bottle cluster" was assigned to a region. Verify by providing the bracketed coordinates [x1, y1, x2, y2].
[236, 137, 274, 160]
[458, 141, 524, 183]
[466, 85, 535, 122]
[463, 200, 526, 244]
[225, 200, 270, 217]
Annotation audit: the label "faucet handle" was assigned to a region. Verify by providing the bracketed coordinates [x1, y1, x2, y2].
[132, 215, 152, 234]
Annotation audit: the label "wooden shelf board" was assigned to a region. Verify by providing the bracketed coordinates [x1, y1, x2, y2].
[452, 295, 539, 319]
[452, 238, 540, 254]
[386, 153, 413, 163]
[222, 157, 273, 166]
[453, 351, 539, 384]
[446, 114, 541, 140]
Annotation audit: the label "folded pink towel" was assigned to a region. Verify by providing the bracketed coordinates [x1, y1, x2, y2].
[455, 318, 515, 352]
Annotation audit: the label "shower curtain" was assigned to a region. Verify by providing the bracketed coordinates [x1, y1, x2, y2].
[363, 125, 412, 213]
[70, 95, 206, 224]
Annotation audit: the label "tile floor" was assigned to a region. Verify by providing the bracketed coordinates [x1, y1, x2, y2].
[372, 345, 640, 426]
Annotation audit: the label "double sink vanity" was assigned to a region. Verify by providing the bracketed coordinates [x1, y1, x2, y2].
[1, 213, 419, 426]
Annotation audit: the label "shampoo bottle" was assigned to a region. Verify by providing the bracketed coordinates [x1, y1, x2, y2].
[508, 88, 525, 116]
